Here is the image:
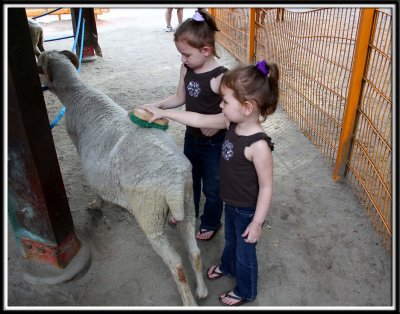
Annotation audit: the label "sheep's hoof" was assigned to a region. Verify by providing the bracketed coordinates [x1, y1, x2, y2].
[196, 286, 209, 300]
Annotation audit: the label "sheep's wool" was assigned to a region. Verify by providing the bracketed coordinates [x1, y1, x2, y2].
[37, 50, 208, 306]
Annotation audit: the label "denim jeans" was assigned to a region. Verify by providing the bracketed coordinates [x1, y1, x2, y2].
[219, 203, 258, 301]
[183, 131, 224, 231]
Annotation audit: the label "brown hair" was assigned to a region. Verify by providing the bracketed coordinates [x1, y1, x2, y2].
[174, 8, 220, 58]
[221, 62, 280, 121]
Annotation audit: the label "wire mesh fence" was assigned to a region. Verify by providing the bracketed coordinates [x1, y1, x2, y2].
[210, 7, 393, 252]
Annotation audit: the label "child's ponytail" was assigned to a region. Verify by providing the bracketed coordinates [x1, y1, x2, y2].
[196, 8, 220, 32]
[264, 63, 279, 117]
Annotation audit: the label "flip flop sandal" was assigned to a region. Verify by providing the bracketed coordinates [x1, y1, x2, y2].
[219, 291, 250, 306]
[206, 265, 224, 280]
[196, 225, 221, 241]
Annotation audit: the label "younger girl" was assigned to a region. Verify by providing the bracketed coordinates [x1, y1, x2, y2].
[145, 60, 279, 306]
[141, 9, 227, 241]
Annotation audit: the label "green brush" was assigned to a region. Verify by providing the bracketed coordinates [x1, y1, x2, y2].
[129, 108, 169, 131]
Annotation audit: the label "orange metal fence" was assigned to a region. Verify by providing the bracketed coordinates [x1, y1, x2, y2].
[210, 7, 393, 251]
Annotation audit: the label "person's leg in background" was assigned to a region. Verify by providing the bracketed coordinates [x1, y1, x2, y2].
[177, 8, 184, 25]
[165, 8, 174, 32]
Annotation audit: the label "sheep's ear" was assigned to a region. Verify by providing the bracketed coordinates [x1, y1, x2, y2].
[37, 54, 53, 82]
[60, 50, 79, 69]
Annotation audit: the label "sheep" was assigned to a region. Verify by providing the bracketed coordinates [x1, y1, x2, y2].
[28, 18, 45, 57]
[37, 50, 208, 306]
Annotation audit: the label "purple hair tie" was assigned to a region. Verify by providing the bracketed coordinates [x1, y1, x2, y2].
[256, 60, 269, 76]
[193, 11, 205, 22]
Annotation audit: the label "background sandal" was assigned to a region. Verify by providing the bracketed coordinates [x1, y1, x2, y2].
[196, 225, 221, 241]
[206, 265, 224, 280]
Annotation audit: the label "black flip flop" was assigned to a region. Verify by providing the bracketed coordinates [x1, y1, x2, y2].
[196, 225, 221, 241]
[206, 265, 224, 280]
[219, 291, 250, 306]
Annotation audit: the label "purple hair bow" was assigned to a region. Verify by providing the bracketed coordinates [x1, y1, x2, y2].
[256, 60, 269, 76]
[193, 11, 205, 22]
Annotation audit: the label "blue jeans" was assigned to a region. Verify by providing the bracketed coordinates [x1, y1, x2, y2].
[184, 131, 224, 231]
[219, 203, 258, 301]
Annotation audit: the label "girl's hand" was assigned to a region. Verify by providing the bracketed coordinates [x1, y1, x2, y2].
[201, 128, 220, 137]
[144, 107, 164, 122]
[242, 221, 263, 243]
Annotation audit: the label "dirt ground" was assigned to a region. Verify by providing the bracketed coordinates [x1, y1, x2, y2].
[6, 8, 393, 309]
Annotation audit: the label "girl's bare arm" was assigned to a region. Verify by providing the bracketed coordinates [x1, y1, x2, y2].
[146, 107, 228, 130]
[242, 140, 273, 243]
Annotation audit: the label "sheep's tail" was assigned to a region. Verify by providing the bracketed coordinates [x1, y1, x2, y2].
[165, 188, 185, 222]
[165, 177, 193, 222]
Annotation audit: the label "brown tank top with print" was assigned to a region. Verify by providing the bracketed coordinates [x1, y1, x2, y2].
[184, 65, 227, 138]
[220, 122, 274, 208]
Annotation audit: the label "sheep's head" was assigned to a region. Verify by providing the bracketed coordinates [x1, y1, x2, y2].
[37, 50, 79, 84]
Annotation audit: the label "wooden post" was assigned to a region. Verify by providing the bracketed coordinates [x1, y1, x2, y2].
[333, 8, 375, 181]
[8, 8, 80, 268]
[71, 8, 102, 61]
[248, 8, 256, 64]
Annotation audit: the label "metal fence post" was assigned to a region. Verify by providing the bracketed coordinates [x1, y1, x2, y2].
[248, 8, 256, 64]
[333, 8, 376, 181]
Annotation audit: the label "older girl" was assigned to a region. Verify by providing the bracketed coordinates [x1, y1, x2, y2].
[141, 9, 226, 241]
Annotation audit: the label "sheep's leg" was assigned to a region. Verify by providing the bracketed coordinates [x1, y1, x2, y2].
[146, 232, 197, 306]
[177, 218, 208, 300]
[88, 194, 103, 209]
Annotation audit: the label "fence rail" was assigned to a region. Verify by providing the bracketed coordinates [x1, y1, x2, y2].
[210, 7, 393, 252]
[25, 8, 109, 20]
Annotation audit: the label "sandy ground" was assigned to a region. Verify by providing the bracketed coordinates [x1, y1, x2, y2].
[6, 8, 393, 309]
